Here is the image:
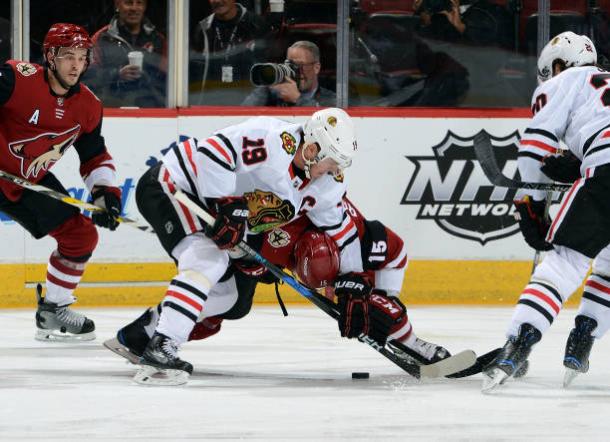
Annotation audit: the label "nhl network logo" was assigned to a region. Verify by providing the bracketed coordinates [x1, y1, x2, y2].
[401, 130, 523, 245]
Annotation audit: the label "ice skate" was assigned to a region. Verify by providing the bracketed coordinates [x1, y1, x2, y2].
[482, 323, 541, 393]
[103, 307, 157, 364]
[134, 332, 193, 386]
[563, 315, 597, 388]
[34, 284, 95, 342]
[391, 336, 451, 366]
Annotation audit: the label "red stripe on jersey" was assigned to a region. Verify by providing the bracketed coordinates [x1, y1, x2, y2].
[586, 279, 610, 295]
[162, 169, 176, 193]
[49, 255, 84, 277]
[547, 179, 581, 239]
[289, 163, 296, 179]
[602, 130, 610, 139]
[183, 140, 198, 177]
[166, 290, 203, 311]
[520, 139, 556, 153]
[178, 201, 197, 232]
[207, 138, 233, 165]
[331, 217, 356, 242]
[46, 272, 78, 289]
[522, 288, 560, 314]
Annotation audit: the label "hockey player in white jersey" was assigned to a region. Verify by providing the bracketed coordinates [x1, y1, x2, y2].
[483, 32, 610, 391]
[126, 108, 373, 384]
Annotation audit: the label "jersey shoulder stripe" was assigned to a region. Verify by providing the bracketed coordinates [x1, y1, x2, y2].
[524, 127, 558, 142]
[172, 143, 199, 198]
[199, 135, 236, 170]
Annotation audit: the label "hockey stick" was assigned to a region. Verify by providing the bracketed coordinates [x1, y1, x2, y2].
[474, 132, 571, 192]
[173, 189, 477, 379]
[0, 169, 153, 233]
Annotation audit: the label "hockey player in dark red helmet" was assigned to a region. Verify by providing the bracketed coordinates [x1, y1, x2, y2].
[106, 197, 451, 368]
[0, 23, 122, 342]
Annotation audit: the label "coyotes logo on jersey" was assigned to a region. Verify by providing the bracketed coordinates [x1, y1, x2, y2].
[8, 125, 80, 178]
[243, 189, 295, 233]
[16, 63, 37, 77]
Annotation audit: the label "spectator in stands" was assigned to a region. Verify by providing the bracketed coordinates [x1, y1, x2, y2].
[189, 0, 271, 105]
[242, 40, 336, 106]
[88, 0, 167, 107]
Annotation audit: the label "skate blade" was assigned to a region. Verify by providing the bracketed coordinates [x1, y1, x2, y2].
[419, 350, 477, 378]
[563, 368, 580, 388]
[133, 365, 190, 386]
[103, 337, 141, 364]
[481, 368, 508, 393]
[35, 329, 96, 342]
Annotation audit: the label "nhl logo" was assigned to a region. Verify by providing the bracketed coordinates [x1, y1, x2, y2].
[57, 97, 64, 107]
[267, 228, 290, 248]
[165, 221, 174, 234]
[402, 130, 526, 245]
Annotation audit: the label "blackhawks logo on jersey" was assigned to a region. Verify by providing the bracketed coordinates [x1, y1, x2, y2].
[9, 125, 81, 178]
[333, 172, 344, 182]
[244, 189, 295, 233]
[280, 131, 297, 155]
[16, 63, 37, 77]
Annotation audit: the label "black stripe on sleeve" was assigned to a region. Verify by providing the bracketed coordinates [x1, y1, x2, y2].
[170, 279, 208, 302]
[593, 273, 610, 284]
[215, 133, 238, 165]
[198, 146, 235, 171]
[162, 301, 198, 322]
[338, 232, 358, 252]
[583, 143, 610, 159]
[318, 212, 348, 232]
[172, 144, 199, 199]
[582, 123, 610, 156]
[518, 151, 545, 162]
[518, 299, 554, 324]
[524, 128, 559, 142]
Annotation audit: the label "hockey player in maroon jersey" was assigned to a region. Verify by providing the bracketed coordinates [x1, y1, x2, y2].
[105, 196, 450, 368]
[0, 23, 122, 341]
[483, 32, 610, 391]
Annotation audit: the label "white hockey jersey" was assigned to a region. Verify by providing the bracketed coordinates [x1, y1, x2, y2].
[162, 116, 363, 273]
[518, 66, 610, 200]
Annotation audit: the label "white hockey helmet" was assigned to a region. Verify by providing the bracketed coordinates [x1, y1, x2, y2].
[303, 107, 358, 170]
[537, 31, 597, 83]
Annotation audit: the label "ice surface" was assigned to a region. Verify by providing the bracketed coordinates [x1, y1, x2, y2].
[1, 306, 609, 440]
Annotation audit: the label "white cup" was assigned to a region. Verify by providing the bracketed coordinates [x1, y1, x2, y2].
[127, 51, 143, 70]
[269, 0, 284, 13]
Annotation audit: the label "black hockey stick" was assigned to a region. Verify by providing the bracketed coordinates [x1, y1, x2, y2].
[173, 189, 477, 379]
[474, 132, 571, 192]
[0, 169, 153, 233]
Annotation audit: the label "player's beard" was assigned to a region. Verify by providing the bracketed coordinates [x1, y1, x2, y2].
[52, 68, 81, 91]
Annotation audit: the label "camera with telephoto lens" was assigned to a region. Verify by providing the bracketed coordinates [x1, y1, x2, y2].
[419, 0, 453, 14]
[250, 60, 300, 86]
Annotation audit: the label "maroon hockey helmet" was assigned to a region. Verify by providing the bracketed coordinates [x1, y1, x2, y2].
[292, 230, 340, 289]
[43, 23, 93, 55]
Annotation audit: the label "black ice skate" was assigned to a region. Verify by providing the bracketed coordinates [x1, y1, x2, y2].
[563, 315, 597, 388]
[482, 323, 541, 393]
[103, 307, 157, 364]
[134, 332, 193, 386]
[35, 284, 95, 342]
[391, 336, 451, 366]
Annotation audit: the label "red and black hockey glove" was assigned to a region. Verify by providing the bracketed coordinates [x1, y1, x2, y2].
[91, 186, 122, 231]
[540, 151, 581, 183]
[367, 291, 408, 346]
[513, 196, 553, 251]
[334, 273, 375, 341]
[205, 197, 249, 250]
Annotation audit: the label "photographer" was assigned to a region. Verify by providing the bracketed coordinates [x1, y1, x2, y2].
[242, 41, 336, 107]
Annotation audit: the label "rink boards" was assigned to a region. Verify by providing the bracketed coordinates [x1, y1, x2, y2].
[0, 109, 583, 307]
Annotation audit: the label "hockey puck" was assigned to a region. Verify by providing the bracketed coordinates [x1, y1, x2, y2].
[351, 372, 370, 379]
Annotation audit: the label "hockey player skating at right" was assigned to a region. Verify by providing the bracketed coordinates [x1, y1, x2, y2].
[106, 196, 451, 369]
[0, 24, 122, 342]
[482, 32, 610, 391]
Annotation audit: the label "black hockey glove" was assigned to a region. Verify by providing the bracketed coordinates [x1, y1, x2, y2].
[205, 197, 249, 250]
[91, 186, 122, 231]
[334, 273, 376, 342]
[367, 290, 407, 346]
[541, 151, 581, 183]
[513, 196, 553, 251]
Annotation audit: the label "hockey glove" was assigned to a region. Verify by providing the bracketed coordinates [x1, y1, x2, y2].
[334, 273, 375, 342]
[234, 259, 278, 284]
[368, 291, 408, 346]
[91, 186, 122, 231]
[541, 151, 581, 183]
[513, 196, 553, 251]
[205, 197, 249, 250]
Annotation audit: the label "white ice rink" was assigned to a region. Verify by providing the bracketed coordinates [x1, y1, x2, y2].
[1, 306, 610, 441]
